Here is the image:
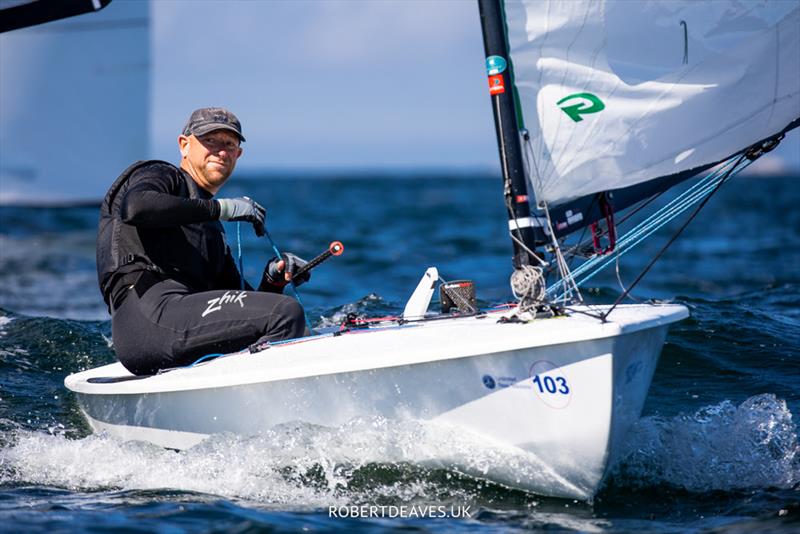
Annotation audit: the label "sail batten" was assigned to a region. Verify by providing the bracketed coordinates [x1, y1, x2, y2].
[503, 0, 800, 215]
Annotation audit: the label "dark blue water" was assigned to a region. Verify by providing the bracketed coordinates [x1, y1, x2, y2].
[1, 174, 798, 532]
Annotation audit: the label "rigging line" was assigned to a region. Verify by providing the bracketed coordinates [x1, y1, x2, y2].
[521, 132, 542, 203]
[262, 228, 314, 332]
[598, 167, 736, 255]
[608, 188, 664, 229]
[601, 154, 748, 320]
[542, 203, 571, 302]
[496, 97, 547, 267]
[565, 174, 732, 289]
[508, 230, 545, 267]
[586, 178, 720, 263]
[541, 200, 582, 304]
[517, 125, 560, 276]
[562, 195, 600, 264]
[556, 151, 757, 299]
[563, 307, 606, 321]
[236, 222, 244, 290]
[614, 181, 722, 246]
[522, 134, 547, 211]
[505, 196, 546, 265]
[615, 247, 642, 303]
[550, 157, 749, 299]
[563, 190, 659, 264]
[567, 158, 739, 279]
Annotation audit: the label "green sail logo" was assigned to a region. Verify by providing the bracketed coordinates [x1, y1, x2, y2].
[557, 93, 605, 122]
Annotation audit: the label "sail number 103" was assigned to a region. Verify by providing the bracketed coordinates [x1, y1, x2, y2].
[532, 375, 570, 395]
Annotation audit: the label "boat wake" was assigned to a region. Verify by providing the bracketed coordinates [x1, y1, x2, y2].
[612, 393, 800, 492]
[1, 395, 797, 506]
[0, 418, 526, 508]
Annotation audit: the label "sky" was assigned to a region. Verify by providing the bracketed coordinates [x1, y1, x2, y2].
[150, 0, 499, 172]
[147, 0, 799, 175]
[1, 0, 798, 203]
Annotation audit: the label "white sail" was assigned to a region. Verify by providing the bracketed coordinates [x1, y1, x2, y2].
[504, 0, 800, 207]
[0, 0, 148, 204]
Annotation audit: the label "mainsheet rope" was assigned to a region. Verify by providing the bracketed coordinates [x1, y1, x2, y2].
[233, 222, 314, 331]
[546, 153, 755, 302]
[261, 228, 314, 331]
[236, 222, 244, 290]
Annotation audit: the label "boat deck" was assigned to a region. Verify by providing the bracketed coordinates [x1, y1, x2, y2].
[65, 303, 688, 395]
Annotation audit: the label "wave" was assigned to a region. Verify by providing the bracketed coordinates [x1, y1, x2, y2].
[1, 395, 796, 507]
[613, 394, 799, 492]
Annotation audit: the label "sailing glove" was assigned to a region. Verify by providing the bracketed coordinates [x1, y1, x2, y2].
[216, 197, 266, 236]
[261, 253, 311, 290]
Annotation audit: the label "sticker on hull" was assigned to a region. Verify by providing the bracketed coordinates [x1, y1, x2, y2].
[529, 360, 572, 409]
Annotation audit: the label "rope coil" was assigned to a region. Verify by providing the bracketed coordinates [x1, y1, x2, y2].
[510, 265, 545, 312]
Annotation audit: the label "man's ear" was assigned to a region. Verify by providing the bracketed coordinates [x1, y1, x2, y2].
[178, 135, 190, 158]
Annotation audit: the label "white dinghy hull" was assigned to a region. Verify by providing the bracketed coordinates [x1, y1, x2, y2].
[65, 303, 687, 499]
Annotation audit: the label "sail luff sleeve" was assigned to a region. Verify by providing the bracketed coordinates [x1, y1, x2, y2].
[478, 0, 538, 268]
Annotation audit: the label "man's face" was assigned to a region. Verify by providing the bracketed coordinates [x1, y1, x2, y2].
[178, 129, 243, 193]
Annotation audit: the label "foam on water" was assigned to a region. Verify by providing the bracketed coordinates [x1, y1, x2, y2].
[0, 315, 12, 336]
[614, 393, 800, 491]
[1, 395, 797, 508]
[2, 416, 594, 506]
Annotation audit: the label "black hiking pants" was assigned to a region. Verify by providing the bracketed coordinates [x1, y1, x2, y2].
[111, 275, 306, 375]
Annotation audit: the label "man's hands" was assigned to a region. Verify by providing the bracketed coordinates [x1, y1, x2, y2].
[216, 197, 266, 236]
[262, 253, 311, 289]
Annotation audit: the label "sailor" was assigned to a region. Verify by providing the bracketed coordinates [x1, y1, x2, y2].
[96, 107, 309, 375]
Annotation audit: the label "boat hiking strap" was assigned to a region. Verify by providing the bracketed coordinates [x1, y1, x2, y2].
[546, 137, 777, 311]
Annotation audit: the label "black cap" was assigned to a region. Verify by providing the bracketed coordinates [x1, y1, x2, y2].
[182, 107, 245, 142]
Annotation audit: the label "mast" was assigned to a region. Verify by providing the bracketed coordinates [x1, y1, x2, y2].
[477, 0, 539, 268]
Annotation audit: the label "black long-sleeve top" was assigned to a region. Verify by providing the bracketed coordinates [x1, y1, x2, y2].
[98, 162, 267, 307]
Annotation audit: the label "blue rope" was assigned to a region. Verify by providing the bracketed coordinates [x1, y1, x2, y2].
[188, 353, 224, 367]
[236, 222, 244, 290]
[189, 223, 312, 368]
[263, 228, 314, 331]
[547, 155, 754, 300]
[234, 221, 313, 330]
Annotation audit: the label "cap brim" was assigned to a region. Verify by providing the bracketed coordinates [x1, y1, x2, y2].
[191, 123, 246, 142]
